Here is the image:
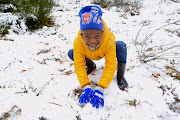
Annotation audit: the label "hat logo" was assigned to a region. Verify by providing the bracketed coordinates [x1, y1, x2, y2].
[81, 12, 93, 25]
[83, 13, 90, 23]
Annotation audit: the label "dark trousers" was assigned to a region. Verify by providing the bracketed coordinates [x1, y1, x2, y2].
[68, 41, 127, 63]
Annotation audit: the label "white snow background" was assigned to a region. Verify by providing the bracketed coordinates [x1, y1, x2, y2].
[0, 0, 180, 120]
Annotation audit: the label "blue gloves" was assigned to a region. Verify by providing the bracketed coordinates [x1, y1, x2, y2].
[79, 85, 94, 105]
[90, 89, 104, 109]
[79, 85, 104, 109]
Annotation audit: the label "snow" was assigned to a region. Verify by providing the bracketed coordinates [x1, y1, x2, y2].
[0, 0, 180, 119]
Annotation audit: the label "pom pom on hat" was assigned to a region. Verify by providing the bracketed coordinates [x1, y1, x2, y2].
[79, 5, 103, 31]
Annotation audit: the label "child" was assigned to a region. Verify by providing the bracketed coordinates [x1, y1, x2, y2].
[68, 5, 128, 109]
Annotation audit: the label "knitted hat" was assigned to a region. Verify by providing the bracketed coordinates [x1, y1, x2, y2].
[79, 5, 103, 31]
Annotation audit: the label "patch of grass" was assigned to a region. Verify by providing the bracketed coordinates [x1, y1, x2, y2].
[76, 115, 81, 120]
[168, 98, 180, 114]
[72, 82, 98, 99]
[127, 99, 140, 107]
[91, 0, 112, 8]
[112, 0, 142, 16]
[39, 116, 48, 120]
[73, 88, 83, 99]
[0, 25, 10, 36]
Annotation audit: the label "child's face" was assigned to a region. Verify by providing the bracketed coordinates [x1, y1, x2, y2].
[82, 29, 103, 49]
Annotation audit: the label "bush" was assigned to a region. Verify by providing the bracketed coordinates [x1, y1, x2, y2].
[3, 6, 14, 13]
[0, 0, 11, 4]
[171, 0, 180, 3]
[0, 25, 10, 36]
[91, 0, 112, 8]
[0, 3, 15, 13]
[111, 0, 129, 7]
[134, 21, 180, 63]
[92, 0, 142, 16]
[12, 0, 55, 30]
[25, 16, 40, 31]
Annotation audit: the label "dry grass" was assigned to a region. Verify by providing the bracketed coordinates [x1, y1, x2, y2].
[166, 66, 180, 80]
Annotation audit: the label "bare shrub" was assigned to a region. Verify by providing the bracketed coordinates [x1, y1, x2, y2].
[92, 0, 142, 15]
[134, 20, 180, 64]
[112, 0, 142, 15]
[171, 0, 180, 3]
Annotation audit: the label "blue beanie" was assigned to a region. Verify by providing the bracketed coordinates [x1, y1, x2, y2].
[79, 5, 103, 31]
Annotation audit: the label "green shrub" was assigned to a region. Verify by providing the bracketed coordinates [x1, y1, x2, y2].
[0, 25, 10, 36]
[25, 16, 40, 31]
[0, 2, 14, 13]
[0, 0, 11, 4]
[12, 0, 56, 30]
[3, 6, 14, 13]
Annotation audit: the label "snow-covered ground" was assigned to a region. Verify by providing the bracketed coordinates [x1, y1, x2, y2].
[0, 0, 180, 119]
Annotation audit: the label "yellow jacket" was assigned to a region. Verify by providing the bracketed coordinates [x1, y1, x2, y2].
[73, 20, 117, 88]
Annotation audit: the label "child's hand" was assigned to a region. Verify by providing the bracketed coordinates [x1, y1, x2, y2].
[90, 86, 104, 109]
[79, 85, 93, 105]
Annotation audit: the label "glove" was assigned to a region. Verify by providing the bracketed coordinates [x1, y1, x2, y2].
[79, 85, 93, 105]
[90, 86, 104, 109]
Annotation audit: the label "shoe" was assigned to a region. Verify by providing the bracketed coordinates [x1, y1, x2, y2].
[85, 58, 96, 75]
[117, 62, 128, 91]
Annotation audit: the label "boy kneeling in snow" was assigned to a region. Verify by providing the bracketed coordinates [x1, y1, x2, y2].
[68, 5, 128, 109]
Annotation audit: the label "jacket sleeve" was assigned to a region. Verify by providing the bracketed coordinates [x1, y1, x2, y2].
[98, 36, 117, 88]
[73, 37, 90, 88]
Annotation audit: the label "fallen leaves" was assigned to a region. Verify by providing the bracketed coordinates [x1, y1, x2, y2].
[63, 70, 73, 75]
[166, 66, 180, 80]
[72, 88, 83, 99]
[152, 73, 161, 83]
[158, 85, 180, 114]
[0, 85, 5, 89]
[0, 36, 14, 41]
[37, 49, 51, 55]
[69, 63, 74, 67]
[151, 66, 180, 81]
[58, 69, 65, 72]
[152, 73, 161, 78]
[21, 70, 26, 72]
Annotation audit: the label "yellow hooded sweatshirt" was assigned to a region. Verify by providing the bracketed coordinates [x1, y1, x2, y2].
[73, 20, 117, 88]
